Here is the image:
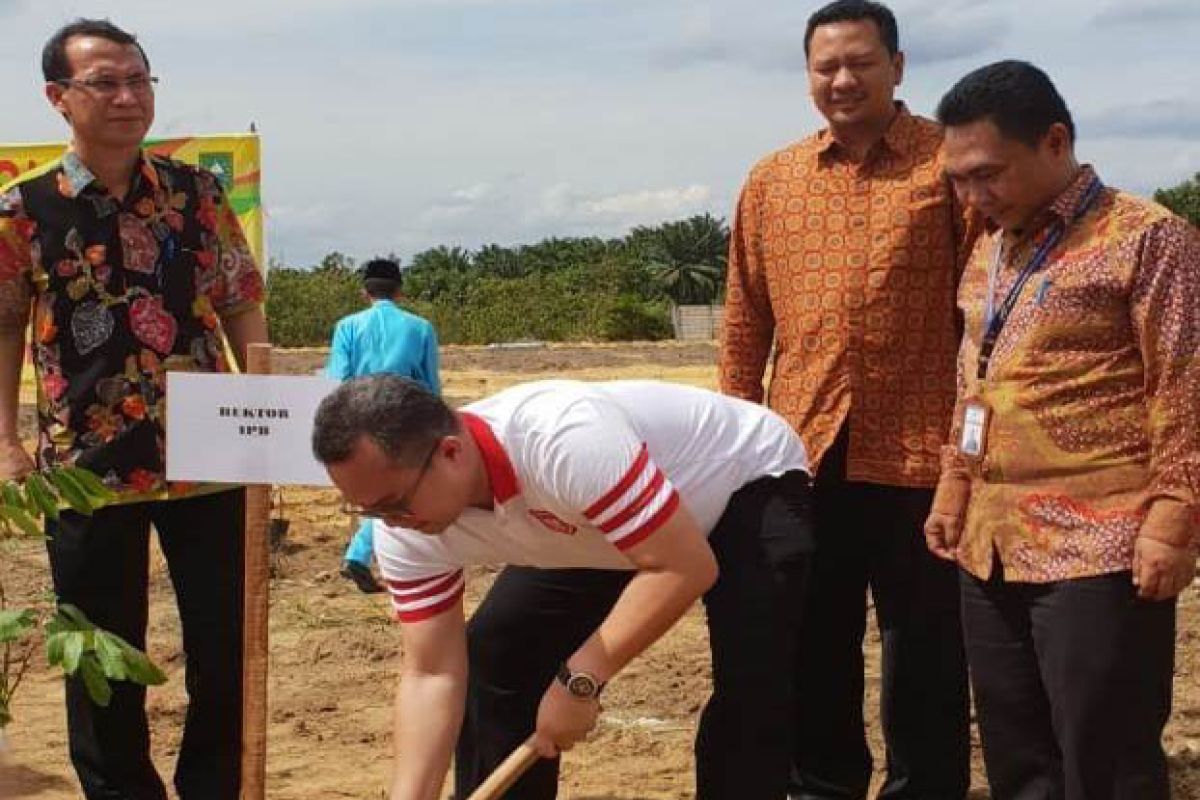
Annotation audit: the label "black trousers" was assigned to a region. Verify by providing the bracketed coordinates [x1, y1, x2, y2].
[45, 489, 245, 800]
[790, 429, 970, 800]
[961, 563, 1176, 800]
[454, 471, 814, 800]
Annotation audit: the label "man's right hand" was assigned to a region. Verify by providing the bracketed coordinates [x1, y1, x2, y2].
[0, 437, 34, 481]
[924, 511, 963, 562]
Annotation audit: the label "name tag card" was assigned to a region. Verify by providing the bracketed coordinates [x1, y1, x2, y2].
[166, 373, 338, 486]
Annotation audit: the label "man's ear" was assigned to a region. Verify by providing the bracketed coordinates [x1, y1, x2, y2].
[892, 50, 905, 87]
[440, 435, 463, 463]
[45, 82, 70, 122]
[1043, 122, 1072, 159]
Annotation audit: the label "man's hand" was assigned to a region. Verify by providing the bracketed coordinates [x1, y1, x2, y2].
[924, 511, 963, 562]
[0, 437, 34, 481]
[1132, 536, 1197, 601]
[530, 680, 599, 759]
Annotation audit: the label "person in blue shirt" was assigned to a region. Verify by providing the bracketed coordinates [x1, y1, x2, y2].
[327, 257, 441, 592]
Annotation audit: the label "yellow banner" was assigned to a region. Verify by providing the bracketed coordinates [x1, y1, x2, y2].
[0, 133, 264, 269]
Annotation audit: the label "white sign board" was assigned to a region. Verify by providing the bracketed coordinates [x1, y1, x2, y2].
[166, 373, 338, 486]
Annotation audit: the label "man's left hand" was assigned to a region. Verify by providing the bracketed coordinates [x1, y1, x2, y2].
[1132, 536, 1197, 601]
[530, 680, 600, 759]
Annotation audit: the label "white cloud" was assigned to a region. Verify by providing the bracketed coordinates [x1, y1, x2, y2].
[2, 0, 1195, 265]
[651, 0, 1009, 72]
[1080, 98, 1200, 140]
[451, 182, 494, 202]
[1091, 0, 1200, 27]
[581, 185, 712, 217]
[407, 180, 718, 252]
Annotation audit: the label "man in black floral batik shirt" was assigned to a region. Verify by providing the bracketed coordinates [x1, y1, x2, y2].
[0, 19, 268, 799]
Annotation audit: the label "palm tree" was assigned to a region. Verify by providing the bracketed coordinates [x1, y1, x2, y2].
[628, 214, 729, 305]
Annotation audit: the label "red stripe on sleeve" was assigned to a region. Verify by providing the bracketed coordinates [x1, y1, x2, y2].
[395, 583, 465, 623]
[387, 571, 462, 603]
[611, 490, 680, 552]
[583, 443, 650, 520]
[598, 469, 666, 533]
[386, 571, 455, 591]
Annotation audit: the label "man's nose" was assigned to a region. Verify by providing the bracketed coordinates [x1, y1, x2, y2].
[832, 66, 857, 90]
[111, 82, 140, 104]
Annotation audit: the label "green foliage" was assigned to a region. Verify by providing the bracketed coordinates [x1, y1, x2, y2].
[44, 604, 167, 709]
[409, 268, 671, 344]
[627, 213, 729, 304]
[266, 264, 363, 348]
[1, 467, 159, 729]
[0, 467, 116, 537]
[0, 610, 36, 727]
[597, 295, 674, 341]
[266, 214, 729, 345]
[1154, 173, 1200, 227]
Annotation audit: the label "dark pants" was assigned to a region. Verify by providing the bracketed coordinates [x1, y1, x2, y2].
[791, 430, 969, 800]
[45, 489, 246, 800]
[961, 563, 1176, 800]
[455, 471, 814, 800]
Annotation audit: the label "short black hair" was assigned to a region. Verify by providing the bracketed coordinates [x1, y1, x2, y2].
[361, 258, 402, 299]
[805, 0, 900, 57]
[937, 60, 1076, 147]
[363, 278, 401, 299]
[42, 19, 150, 83]
[313, 375, 458, 467]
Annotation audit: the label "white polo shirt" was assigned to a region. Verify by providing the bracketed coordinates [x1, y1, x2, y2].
[376, 380, 809, 622]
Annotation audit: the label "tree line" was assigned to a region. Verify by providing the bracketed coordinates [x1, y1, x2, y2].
[265, 173, 1200, 348]
[266, 214, 729, 347]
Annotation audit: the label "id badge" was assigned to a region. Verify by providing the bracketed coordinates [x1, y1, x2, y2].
[959, 398, 991, 459]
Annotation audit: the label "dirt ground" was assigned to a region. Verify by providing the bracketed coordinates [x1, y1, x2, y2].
[2, 342, 1198, 799]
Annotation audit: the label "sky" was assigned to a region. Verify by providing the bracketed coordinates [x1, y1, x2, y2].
[1, 0, 1197, 267]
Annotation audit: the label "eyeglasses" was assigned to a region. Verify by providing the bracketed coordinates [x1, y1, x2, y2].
[340, 440, 440, 520]
[57, 75, 159, 98]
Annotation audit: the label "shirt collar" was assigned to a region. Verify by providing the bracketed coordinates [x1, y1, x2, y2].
[986, 164, 1101, 238]
[815, 101, 913, 163]
[1046, 164, 1099, 224]
[59, 149, 159, 199]
[460, 412, 520, 504]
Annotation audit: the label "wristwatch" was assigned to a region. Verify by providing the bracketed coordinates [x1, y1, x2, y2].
[556, 663, 605, 700]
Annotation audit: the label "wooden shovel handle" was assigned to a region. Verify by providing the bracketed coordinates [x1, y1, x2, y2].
[463, 736, 542, 800]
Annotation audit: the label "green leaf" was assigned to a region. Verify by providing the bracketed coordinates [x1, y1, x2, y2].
[1, 481, 27, 511]
[93, 631, 129, 682]
[59, 631, 85, 674]
[116, 639, 167, 686]
[78, 655, 113, 707]
[0, 608, 36, 643]
[61, 467, 117, 505]
[48, 469, 94, 515]
[0, 504, 42, 538]
[46, 630, 65, 665]
[24, 472, 60, 520]
[55, 603, 96, 631]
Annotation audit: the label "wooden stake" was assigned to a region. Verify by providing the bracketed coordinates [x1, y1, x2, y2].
[241, 343, 272, 800]
[464, 737, 541, 800]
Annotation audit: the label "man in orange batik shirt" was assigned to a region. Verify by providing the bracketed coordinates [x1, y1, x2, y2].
[719, 2, 972, 799]
[927, 60, 1198, 800]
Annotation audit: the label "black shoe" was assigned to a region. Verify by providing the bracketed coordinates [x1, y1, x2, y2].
[341, 560, 384, 594]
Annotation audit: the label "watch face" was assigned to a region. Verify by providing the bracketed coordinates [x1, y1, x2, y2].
[566, 673, 599, 698]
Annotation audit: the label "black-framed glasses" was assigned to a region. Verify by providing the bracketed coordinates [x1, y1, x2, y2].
[57, 75, 159, 97]
[340, 439, 440, 519]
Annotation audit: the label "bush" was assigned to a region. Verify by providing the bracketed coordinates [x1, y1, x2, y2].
[265, 267, 362, 347]
[597, 295, 673, 341]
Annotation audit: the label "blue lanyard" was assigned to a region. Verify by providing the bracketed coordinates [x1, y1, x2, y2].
[977, 175, 1103, 381]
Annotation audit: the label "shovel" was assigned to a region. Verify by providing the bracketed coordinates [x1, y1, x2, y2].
[464, 736, 542, 800]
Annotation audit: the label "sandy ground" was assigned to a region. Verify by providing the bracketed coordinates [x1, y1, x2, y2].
[2, 342, 1198, 799]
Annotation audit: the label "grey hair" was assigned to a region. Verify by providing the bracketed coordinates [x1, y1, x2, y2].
[312, 375, 458, 466]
